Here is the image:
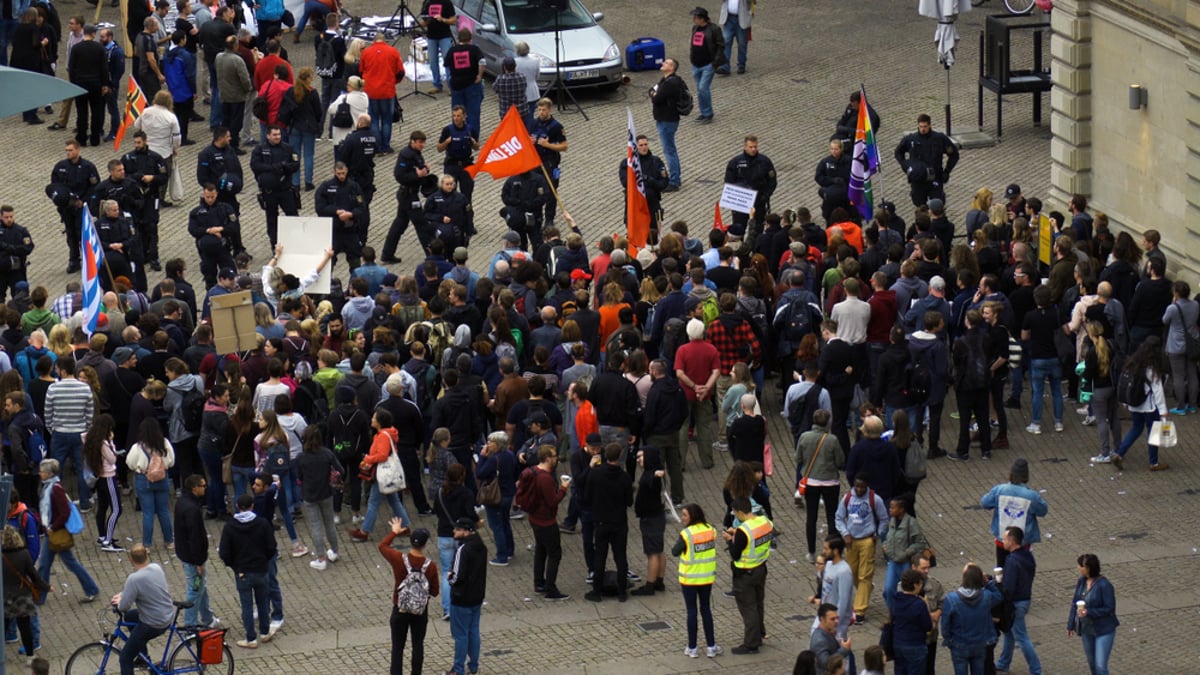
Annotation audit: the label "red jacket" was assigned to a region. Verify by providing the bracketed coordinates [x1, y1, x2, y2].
[866, 289, 899, 344]
[254, 54, 293, 91]
[363, 427, 399, 466]
[378, 532, 439, 607]
[360, 42, 404, 99]
[526, 466, 566, 527]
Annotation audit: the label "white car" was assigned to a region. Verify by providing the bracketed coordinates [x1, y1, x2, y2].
[453, 0, 623, 90]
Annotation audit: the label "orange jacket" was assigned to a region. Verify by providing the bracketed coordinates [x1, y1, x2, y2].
[363, 426, 399, 466]
[829, 221, 863, 253]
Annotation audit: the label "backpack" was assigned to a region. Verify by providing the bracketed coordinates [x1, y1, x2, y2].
[396, 555, 432, 614]
[330, 408, 364, 462]
[294, 380, 328, 427]
[787, 383, 823, 438]
[774, 297, 818, 354]
[403, 358, 437, 411]
[675, 81, 694, 117]
[903, 438, 927, 481]
[146, 451, 167, 483]
[902, 357, 932, 406]
[314, 37, 339, 78]
[395, 302, 427, 332]
[1116, 363, 1149, 407]
[25, 426, 48, 466]
[331, 98, 354, 129]
[699, 296, 719, 327]
[513, 466, 538, 513]
[843, 489, 880, 529]
[252, 92, 270, 122]
[659, 317, 687, 368]
[180, 386, 206, 433]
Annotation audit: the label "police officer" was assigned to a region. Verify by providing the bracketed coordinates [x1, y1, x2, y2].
[95, 199, 140, 290]
[834, 90, 881, 145]
[424, 174, 473, 252]
[315, 161, 368, 270]
[197, 126, 245, 216]
[814, 138, 852, 225]
[723, 135, 776, 246]
[89, 160, 143, 221]
[383, 130, 433, 263]
[188, 184, 240, 288]
[250, 125, 300, 247]
[47, 139, 100, 273]
[500, 168, 548, 251]
[437, 105, 478, 201]
[122, 130, 169, 271]
[530, 98, 567, 226]
[894, 113, 959, 207]
[337, 113, 378, 211]
[617, 134, 670, 236]
[0, 206, 34, 302]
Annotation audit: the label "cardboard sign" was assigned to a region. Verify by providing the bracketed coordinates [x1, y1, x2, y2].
[719, 183, 758, 214]
[210, 291, 257, 354]
[277, 216, 333, 295]
[1037, 213, 1052, 266]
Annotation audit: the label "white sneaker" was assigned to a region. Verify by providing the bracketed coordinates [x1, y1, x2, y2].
[269, 619, 283, 633]
[351, 514, 365, 524]
[1076, 405, 1090, 415]
[707, 645, 723, 658]
[684, 647, 699, 658]
[1082, 416, 1096, 426]
[309, 559, 327, 571]
[1090, 454, 1112, 463]
[291, 543, 309, 558]
[207, 617, 221, 629]
[333, 514, 341, 525]
[1025, 423, 1042, 435]
[326, 549, 339, 562]
[1054, 422, 1064, 432]
[236, 639, 258, 649]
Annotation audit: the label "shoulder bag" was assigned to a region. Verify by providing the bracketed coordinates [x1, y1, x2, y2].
[797, 433, 827, 496]
[374, 434, 407, 495]
[2, 555, 41, 603]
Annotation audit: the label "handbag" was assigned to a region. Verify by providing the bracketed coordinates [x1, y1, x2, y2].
[477, 477, 500, 506]
[168, 159, 185, 202]
[762, 442, 774, 477]
[374, 435, 406, 495]
[1149, 420, 1177, 448]
[65, 501, 85, 535]
[2, 555, 41, 603]
[392, 97, 403, 124]
[797, 434, 827, 496]
[48, 527, 73, 552]
[223, 433, 241, 486]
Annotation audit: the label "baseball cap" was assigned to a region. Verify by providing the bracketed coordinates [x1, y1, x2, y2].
[218, 267, 237, 280]
[453, 247, 469, 263]
[570, 269, 592, 281]
[585, 432, 602, 446]
[503, 231, 521, 245]
[926, 198, 944, 214]
[382, 273, 399, 287]
[453, 517, 476, 532]
[113, 346, 135, 366]
[409, 528, 430, 547]
[1005, 183, 1021, 199]
[684, 295, 700, 313]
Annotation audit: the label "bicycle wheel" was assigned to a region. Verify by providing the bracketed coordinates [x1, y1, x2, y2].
[1004, 0, 1036, 13]
[65, 641, 117, 675]
[168, 637, 235, 675]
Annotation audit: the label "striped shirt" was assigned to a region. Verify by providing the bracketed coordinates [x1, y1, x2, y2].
[45, 378, 94, 433]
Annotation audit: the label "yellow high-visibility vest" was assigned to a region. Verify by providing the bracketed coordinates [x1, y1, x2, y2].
[732, 515, 772, 569]
[677, 524, 718, 586]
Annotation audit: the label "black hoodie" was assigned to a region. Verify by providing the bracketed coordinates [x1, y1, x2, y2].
[642, 375, 687, 437]
[218, 511, 277, 574]
[449, 532, 488, 607]
[634, 447, 664, 518]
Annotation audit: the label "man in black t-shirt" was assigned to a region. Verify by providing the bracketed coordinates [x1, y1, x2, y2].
[444, 29, 485, 137]
[420, 0, 457, 93]
[688, 7, 724, 123]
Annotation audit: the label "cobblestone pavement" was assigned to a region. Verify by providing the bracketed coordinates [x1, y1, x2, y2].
[5, 0, 1199, 673]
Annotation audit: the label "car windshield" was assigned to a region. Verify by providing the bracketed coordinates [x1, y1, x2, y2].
[501, 0, 596, 33]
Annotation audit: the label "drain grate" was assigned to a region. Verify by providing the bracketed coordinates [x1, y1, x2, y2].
[784, 614, 813, 622]
[1040, 457, 1070, 463]
[637, 621, 672, 632]
[483, 649, 515, 657]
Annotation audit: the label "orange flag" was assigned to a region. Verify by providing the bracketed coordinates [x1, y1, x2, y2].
[114, 76, 147, 151]
[625, 108, 651, 253]
[713, 201, 726, 231]
[465, 106, 543, 180]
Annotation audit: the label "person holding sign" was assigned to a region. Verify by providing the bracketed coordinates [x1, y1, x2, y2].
[723, 135, 776, 245]
[444, 29, 485, 138]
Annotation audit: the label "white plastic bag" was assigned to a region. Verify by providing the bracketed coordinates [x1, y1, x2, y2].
[1149, 420, 1177, 448]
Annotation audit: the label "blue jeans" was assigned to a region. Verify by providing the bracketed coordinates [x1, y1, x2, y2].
[198, 448, 226, 515]
[51, 431, 90, 507]
[893, 641, 928, 675]
[295, 0, 331, 37]
[0, 19, 16, 67]
[449, 603, 481, 675]
[1081, 630, 1115, 675]
[427, 37, 452, 89]
[181, 562, 214, 627]
[135, 474, 173, 546]
[1115, 409, 1161, 465]
[997, 599, 1042, 674]
[451, 82, 484, 138]
[368, 97, 395, 152]
[268, 557, 283, 622]
[681, 584, 715, 649]
[1029, 358, 1063, 425]
[722, 17, 749, 71]
[273, 475, 300, 542]
[484, 496, 514, 561]
[119, 609, 167, 675]
[232, 465, 256, 504]
[234, 571, 270, 641]
[950, 644, 987, 675]
[37, 539, 100, 597]
[655, 120, 680, 186]
[288, 130, 316, 186]
[363, 481, 410, 534]
[883, 559, 907, 612]
[438, 536, 456, 616]
[884, 405, 919, 432]
[207, 63, 222, 128]
[691, 63, 714, 118]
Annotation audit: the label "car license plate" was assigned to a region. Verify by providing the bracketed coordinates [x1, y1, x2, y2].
[567, 69, 599, 81]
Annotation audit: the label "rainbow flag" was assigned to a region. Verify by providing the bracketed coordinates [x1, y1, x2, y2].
[80, 206, 104, 335]
[848, 86, 880, 221]
[114, 76, 147, 151]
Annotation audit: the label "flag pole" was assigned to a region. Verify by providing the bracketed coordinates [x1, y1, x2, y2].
[539, 164, 566, 223]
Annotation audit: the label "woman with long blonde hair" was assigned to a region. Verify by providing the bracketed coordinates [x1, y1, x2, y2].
[47, 324, 70, 361]
[966, 187, 993, 239]
[283, 67, 322, 190]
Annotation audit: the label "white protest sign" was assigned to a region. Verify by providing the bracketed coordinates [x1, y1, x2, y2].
[719, 183, 758, 214]
[277, 216, 333, 295]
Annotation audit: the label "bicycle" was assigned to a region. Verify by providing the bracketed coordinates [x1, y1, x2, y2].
[971, 0, 1038, 14]
[65, 600, 234, 675]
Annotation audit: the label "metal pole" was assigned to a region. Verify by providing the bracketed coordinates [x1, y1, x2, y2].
[945, 67, 952, 136]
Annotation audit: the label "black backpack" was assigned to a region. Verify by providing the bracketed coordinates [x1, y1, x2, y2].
[180, 387, 206, 433]
[315, 38, 338, 78]
[775, 297, 818, 354]
[331, 98, 354, 129]
[676, 82, 694, 117]
[659, 317, 687, 368]
[1116, 362, 1149, 407]
[902, 352, 932, 405]
[787, 383, 823, 438]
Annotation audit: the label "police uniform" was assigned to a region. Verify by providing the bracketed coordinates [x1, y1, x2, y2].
[315, 175, 367, 270]
[423, 186, 473, 252]
[530, 113, 566, 225]
[187, 198, 240, 288]
[336, 127, 377, 206]
[500, 169, 549, 251]
[813, 151, 852, 224]
[384, 144, 433, 260]
[88, 176, 143, 221]
[47, 156, 100, 272]
[250, 139, 301, 247]
[894, 128, 959, 206]
[730, 513, 772, 651]
[121, 145, 169, 267]
[196, 142, 245, 216]
[0, 220, 34, 301]
[723, 150, 776, 244]
[617, 150, 670, 235]
[438, 120, 477, 201]
[95, 212, 139, 290]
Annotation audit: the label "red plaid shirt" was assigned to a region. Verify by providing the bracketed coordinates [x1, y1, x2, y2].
[706, 314, 761, 374]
